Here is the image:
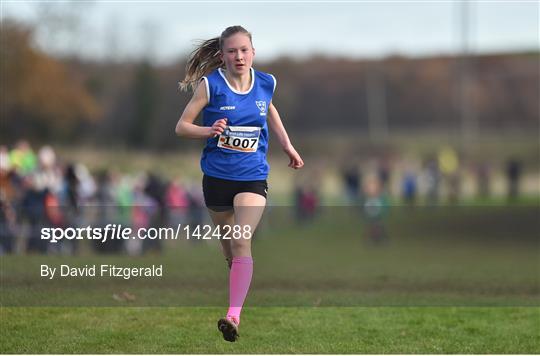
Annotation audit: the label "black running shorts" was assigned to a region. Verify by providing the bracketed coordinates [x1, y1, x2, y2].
[202, 174, 268, 212]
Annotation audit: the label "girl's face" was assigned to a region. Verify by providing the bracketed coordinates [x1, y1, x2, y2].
[220, 33, 255, 76]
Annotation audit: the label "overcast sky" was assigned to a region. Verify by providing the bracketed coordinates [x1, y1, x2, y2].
[1, 1, 538, 64]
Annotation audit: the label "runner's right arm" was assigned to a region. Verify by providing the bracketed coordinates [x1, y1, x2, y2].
[175, 81, 227, 139]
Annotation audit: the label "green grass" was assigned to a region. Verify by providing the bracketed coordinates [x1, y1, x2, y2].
[1, 206, 538, 353]
[1, 306, 538, 353]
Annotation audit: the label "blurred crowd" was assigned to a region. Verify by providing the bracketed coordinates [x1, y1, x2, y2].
[1, 140, 528, 254]
[293, 146, 526, 244]
[0, 140, 206, 255]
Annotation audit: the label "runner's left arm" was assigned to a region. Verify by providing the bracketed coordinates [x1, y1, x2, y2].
[267, 102, 304, 169]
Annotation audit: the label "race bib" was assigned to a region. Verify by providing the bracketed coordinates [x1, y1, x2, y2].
[217, 126, 261, 153]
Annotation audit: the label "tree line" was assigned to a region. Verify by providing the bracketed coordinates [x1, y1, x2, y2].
[2, 20, 538, 149]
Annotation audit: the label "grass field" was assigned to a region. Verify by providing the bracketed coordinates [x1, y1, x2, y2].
[1, 206, 539, 353]
[2, 306, 539, 353]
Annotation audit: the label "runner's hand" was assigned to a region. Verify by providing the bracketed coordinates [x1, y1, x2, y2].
[284, 145, 304, 169]
[209, 118, 228, 138]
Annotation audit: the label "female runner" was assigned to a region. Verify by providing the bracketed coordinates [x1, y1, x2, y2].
[176, 25, 303, 342]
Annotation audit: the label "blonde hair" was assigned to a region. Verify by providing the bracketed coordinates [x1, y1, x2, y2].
[178, 26, 252, 92]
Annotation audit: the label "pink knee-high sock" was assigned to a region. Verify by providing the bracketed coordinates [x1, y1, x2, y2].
[226, 256, 253, 324]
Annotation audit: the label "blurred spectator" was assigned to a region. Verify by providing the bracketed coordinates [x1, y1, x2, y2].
[0, 195, 17, 254]
[57, 163, 80, 255]
[143, 173, 167, 253]
[0, 146, 21, 206]
[0, 146, 10, 168]
[93, 169, 123, 254]
[75, 163, 97, 203]
[342, 162, 362, 205]
[362, 175, 389, 244]
[0, 146, 18, 253]
[32, 146, 66, 253]
[185, 183, 206, 241]
[128, 174, 155, 256]
[401, 170, 417, 206]
[20, 176, 48, 253]
[9, 140, 36, 176]
[506, 158, 522, 201]
[438, 146, 461, 203]
[377, 157, 391, 192]
[422, 155, 440, 205]
[33, 146, 62, 194]
[63, 164, 80, 213]
[166, 177, 189, 226]
[295, 184, 319, 223]
[475, 161, 492, 199]
[116, 173, 134, 226]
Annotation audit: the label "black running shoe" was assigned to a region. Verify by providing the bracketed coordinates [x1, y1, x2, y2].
[217, 317, 239, 342]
